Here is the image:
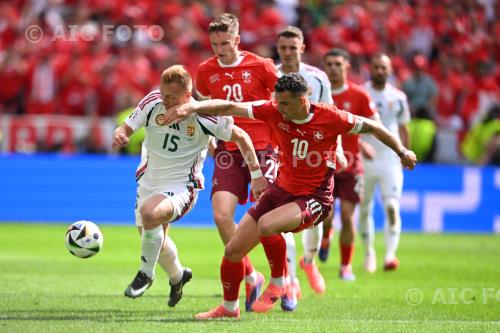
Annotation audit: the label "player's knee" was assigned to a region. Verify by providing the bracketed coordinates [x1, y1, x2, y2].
[140, 207, 159, 229]
[224, 241, 244, 261]
[257, 217, 275, 236]
[213, 210, 233, 229]
[384, 198, 400, 226]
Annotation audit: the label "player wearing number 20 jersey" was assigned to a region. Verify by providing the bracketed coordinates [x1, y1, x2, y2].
[196, 51, 277, 152]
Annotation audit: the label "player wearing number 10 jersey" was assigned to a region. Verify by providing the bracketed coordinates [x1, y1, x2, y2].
[160, 73, 417, 318]
[195, 13, 278, 311]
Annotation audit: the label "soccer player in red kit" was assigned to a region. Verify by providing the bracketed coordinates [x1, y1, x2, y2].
[195, 13, 279, 311]
[161, 73, 417, 318]
[320, 48, 378, 281]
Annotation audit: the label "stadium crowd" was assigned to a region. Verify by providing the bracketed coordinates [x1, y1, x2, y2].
[0, 0, 499, 163]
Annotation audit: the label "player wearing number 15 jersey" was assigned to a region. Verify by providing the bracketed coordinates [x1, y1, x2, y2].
[195, 13, 278, 311]
[112, 65, 267, 308]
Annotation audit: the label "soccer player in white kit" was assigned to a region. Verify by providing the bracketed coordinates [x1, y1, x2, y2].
[358, 53, 411, 272]
[275, 26, 340, 304]
[112, 65, 268, 306]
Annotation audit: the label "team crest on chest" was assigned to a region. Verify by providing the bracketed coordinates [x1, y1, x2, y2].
[209, 74, 220, 84]
[278, 122, 290, 132]
[155, 114, 164, 125]
[313, 131, 323, 141]
[186, 124, 195, 136]
[242, 70, 252, 83]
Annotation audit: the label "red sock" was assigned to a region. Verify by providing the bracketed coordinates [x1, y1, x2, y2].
[243, 255, 254, 276]
[260, 234, 287, 278]
[221, 256, 244, 301]
[340, 243, 354, 266]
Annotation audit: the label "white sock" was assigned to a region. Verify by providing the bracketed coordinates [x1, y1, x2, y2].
[270, 276, 285, 287]
[140, 225, 164, 278]
[244, 270, 257, 285]
[384, 199, 401, 261]
[302, 225, 322, 263]
[283, 232, 297, 280]
[223, 300, 239, 312]
[359, 199, 376, 256]
[158, 236, 183, 284]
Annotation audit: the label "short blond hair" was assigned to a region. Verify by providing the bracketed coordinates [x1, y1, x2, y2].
[161, 65, 192, 91]
[208, 13, 239, 36]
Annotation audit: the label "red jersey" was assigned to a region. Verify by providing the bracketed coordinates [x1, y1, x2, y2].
[196, 51, 278, 151]
[250, 101, 363, 198]
[331, 81, 377, 174]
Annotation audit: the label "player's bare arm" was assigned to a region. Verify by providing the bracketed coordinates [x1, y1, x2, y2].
[112, 123, 134, 150]
[357, 117, 417, 170]
[162, 99, 251, 125]
[228, 125, 268, 200]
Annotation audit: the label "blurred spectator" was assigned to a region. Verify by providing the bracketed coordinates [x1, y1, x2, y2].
[402, 54, 439, 118]
[408, 106, 437, 162]
[461, 104, 500, 165]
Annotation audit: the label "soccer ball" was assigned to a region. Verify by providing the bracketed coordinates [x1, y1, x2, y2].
[65, 220, 103, 258]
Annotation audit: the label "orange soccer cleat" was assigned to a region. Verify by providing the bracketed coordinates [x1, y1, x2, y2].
[384, 257, 400, 271]
[299, 256, 326, 294]
[245, 271, 265, 312]
[195, 304, 240, 320]
[251, 283, 284, 313]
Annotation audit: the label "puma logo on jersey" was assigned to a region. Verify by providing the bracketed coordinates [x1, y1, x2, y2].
[225, 72, 235, 79]
[296, 129, 306, 136]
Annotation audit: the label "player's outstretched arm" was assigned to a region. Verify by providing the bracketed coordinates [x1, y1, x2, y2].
[358, 117, 417, 170]
[229, 125, 268, 200]
[162, 100, 251, 125]
[112, 123, 134, 150]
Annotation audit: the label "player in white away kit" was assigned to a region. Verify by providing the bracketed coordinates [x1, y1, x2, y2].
[112, 65, 267, 306]
[359, 53, 411, 272]
[275, 26, 340, 306]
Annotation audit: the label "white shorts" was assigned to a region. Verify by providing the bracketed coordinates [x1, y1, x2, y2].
[363, 159, 403, 201]
[135, 184, 199, 227]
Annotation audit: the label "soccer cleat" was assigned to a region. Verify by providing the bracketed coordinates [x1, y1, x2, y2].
[245, 271, 265, 312]
[280, 280, 297, 312]
[291, 277, 302, 300]
[318, 230, 333, 262]
[364, 253, 377, 273]
[124, 271, 153, 298]
[168, 268, 192, 307]
[384, 257, 400, 271]
[195, 304, 240, 320]
[299, 256, 326, 294]
[252, 283, 285, 313]
[339, 265, 356, 281]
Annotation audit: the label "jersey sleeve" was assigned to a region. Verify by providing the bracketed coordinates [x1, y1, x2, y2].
[262, 59, 278, 93]
[197, 114, 234, 141]
[248, 100, 276, 123]
[195, 65, 211, 99]
[359, 90, 378, 118]
[125, 91, 161, 131]
[398, 93, 411, 125]
[329, 106, 364, 135]
[318, 73, 333, 104]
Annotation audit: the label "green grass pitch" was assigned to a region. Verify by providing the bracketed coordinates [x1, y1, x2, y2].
[0, 223, 499, 332]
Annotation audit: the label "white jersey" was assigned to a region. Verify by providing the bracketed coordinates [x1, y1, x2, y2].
[277, 62, 333, 104]
[126, 90, 234, 190]
[363, 81, 411, 162]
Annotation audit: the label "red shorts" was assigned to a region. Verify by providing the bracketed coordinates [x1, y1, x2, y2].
[247, 183, 331, 233]
[212, 146, 277, 204]
[333, 171, 364, 203]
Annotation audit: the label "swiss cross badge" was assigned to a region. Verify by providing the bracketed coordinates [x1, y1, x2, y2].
[313, 131, 323, 141]
[242, 70, 251, 83]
